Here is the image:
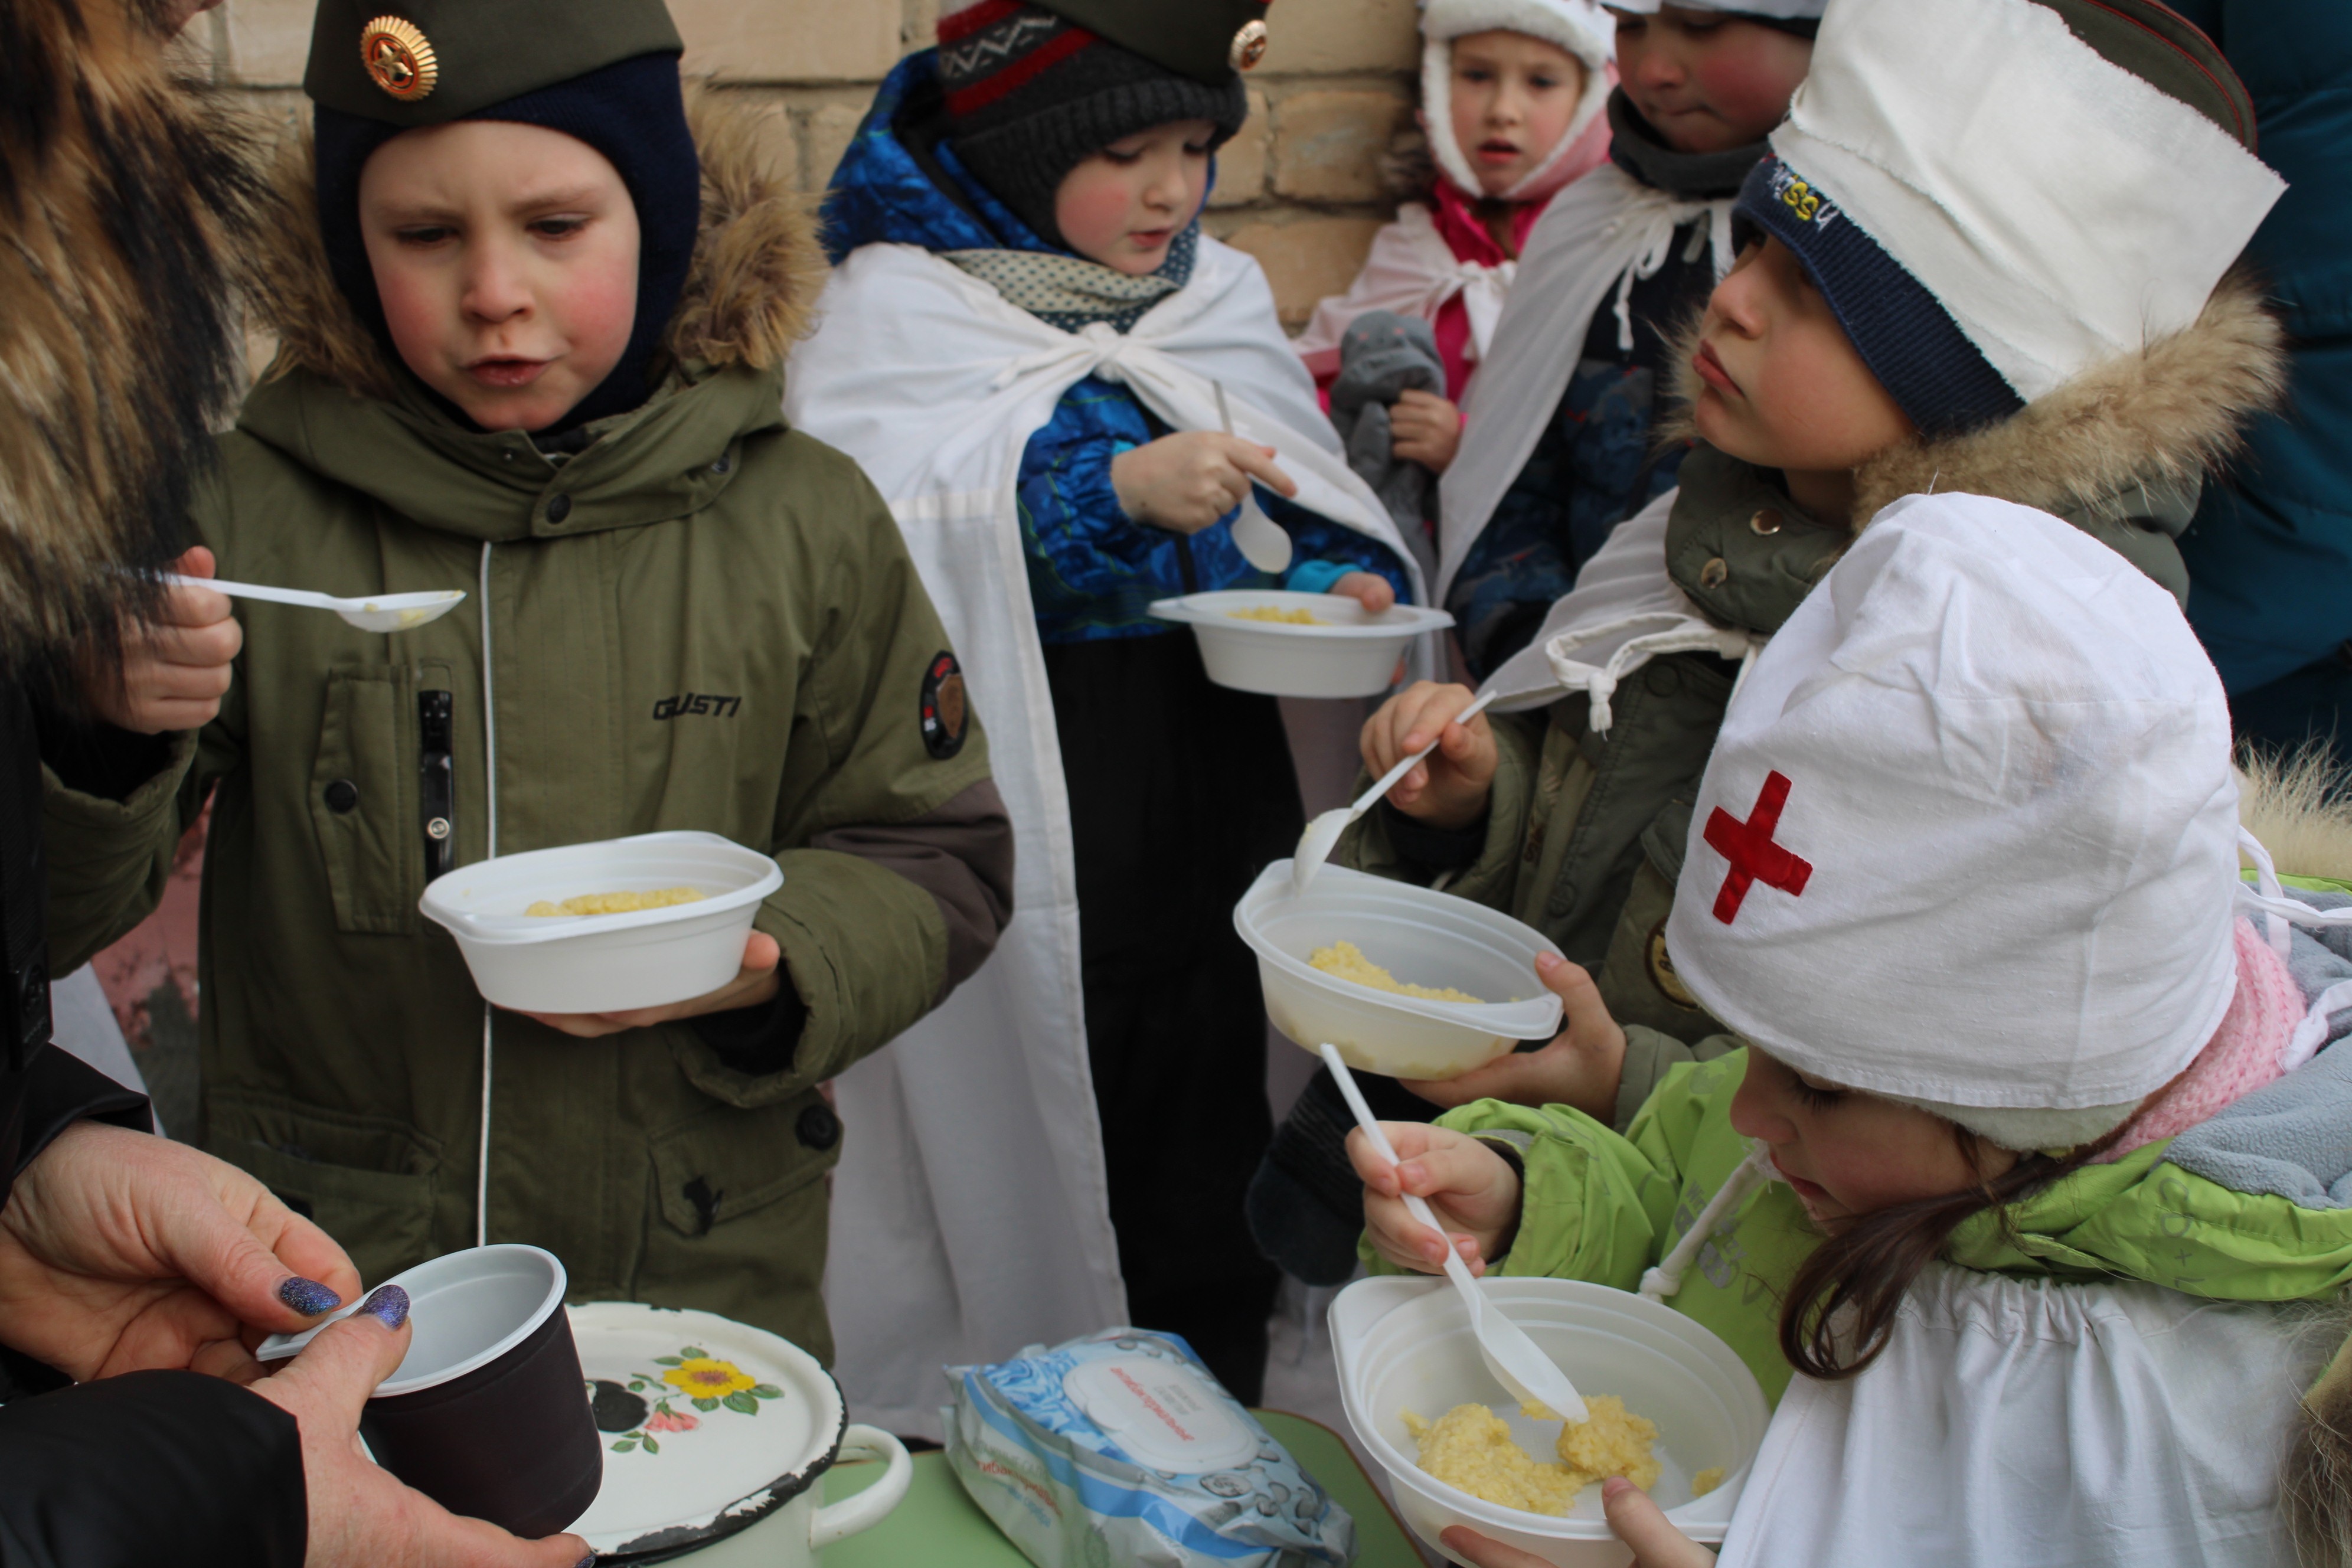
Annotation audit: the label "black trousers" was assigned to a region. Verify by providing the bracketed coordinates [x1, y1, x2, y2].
[1044, 632, 1290, 1404]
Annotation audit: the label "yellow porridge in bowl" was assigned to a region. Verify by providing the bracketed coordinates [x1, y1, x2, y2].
[525, 887, 706, 917]
[1308, 940, 1485, 1004]
[1691, 1465, 1726, 1498]
[1227, 606, 1327, 625]
[1401, 1396, 1664, 1515]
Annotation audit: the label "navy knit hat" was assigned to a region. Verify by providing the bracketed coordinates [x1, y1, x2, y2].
[313, 51, 701, 431]
[940, 1, 1247, 250]
[1733, 156, 2024, 439]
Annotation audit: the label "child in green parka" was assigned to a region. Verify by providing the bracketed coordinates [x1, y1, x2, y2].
[38, 0, 1012, 1363]
[1246, 0, 2294, 1288]
[1357, 493, 2352, 1568]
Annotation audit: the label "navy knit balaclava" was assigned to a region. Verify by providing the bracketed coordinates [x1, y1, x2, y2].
[313, 51, 701, 432]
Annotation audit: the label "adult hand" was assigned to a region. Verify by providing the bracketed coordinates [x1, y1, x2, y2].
[521, 930, 782, 1038]
[1360, 681, 1498, 831]
[1348, 1121, 1520, 1275]
[1405, 955, 1626, 1120]
[1109, 432, 1298, 535]
[1391, 389, 1463, 473]
[82, 545, 241, 735]
[258, 1289, 593, 1568]
[0, 1121, 360, 1383]
[1327, 571, 1397, 615]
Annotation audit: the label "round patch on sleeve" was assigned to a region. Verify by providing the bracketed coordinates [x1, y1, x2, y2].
[1646, 919, 1699, 1010]
[920, 651, 969, 760]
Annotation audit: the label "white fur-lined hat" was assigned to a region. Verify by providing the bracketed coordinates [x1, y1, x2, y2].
[1663, 494, 2242, 1151]
[1419, 0, 1614, 202]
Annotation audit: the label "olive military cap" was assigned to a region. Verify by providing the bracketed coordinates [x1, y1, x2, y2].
[1031, 0, 1274, 86]
[305, 0, 684, 124]
[2038, 0, 2257, 149]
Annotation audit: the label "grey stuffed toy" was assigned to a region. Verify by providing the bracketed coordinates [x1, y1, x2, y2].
[1327, 311, 1444, 580]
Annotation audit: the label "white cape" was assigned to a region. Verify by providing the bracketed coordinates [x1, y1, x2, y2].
[1436, 163, 1737, 607]
[1291, 204, 1514, 383]
[783, 237, 1427, 1436]
[1471, 487, 1760, 733]
[1719, 1265, 2321, 1568]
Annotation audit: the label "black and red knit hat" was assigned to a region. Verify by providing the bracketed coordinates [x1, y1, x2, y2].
[938, 0, 1265, 249]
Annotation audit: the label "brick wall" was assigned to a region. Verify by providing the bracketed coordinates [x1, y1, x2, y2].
[181, 0, 1422, 329]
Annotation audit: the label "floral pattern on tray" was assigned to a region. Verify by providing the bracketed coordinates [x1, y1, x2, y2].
[586, 1344, 786, 1455]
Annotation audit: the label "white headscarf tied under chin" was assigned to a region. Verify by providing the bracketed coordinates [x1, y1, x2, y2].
[1419, 0, 1616, 204]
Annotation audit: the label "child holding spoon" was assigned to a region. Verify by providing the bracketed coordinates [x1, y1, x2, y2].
[1356, 496, 2352, 1568]
[39, 0, 1014, 1368]
[1251, 0, 2291, 1290]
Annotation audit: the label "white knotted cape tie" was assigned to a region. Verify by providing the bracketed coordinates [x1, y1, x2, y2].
[2236, 825, 2352, 1072]
[991, 319, 1136, 392]
[1443, 258, 1517, 364]
[1641, 1141, 1775, 1303]
[1543, 611, 1764, 736]
[1609, 198, 1738, 354]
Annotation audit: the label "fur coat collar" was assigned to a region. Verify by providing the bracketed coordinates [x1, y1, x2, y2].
[1, 0, 269, 677]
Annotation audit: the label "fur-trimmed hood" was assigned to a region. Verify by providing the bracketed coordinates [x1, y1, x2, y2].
[1670, 269, 2288, 534]
[249, 90, 826, 402]
[0, 0, 270, 678]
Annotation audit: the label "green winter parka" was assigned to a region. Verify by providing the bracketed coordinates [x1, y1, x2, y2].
[37, 102, 1010, 1360]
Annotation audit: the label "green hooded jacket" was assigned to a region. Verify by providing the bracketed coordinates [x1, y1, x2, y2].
[1411, 1048, 2352, 1405]
[37, 102, 1012, 1361]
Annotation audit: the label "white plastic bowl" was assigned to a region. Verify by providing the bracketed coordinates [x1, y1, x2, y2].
[1331, 1275, 1770, 1567]
[1148, 589, 1452, 698]
[420, 831, 783, 1014]
[1234, 860, 1564, 1079]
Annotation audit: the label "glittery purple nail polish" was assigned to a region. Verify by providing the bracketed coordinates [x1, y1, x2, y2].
[575, 1556, 597, 1568]
[360, 1283, 410, 1330]
[276, 1276, 342, 1316]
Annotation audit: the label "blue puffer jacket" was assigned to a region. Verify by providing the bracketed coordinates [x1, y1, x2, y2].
[821, 54, 1410, 643]
[2170, 2, 2352, 694]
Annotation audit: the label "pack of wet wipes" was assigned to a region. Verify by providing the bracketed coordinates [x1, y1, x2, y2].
[943, 1328, 1355, 1567]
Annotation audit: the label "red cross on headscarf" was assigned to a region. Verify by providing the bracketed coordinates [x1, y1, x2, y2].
[1703, 770, 1812, 924]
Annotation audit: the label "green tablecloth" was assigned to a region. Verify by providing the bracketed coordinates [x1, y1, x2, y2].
[819, 1409, 1423, 1565]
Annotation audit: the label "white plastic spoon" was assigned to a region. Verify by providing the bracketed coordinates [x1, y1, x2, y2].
[1317, 1048, 1590, 1429]
[166, 574, 466, 633]
[1291, 687, 1500, 897]
[1213, 382, 1295, 575]
[1321, 1041, 1589, 1425]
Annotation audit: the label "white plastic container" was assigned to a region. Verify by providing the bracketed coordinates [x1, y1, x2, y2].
[1234, 860, 1563, 1079]
[1331, 1275, 1770, 1567]
[1148, 589, 1452, 698]
[420, 831, 783, 1014]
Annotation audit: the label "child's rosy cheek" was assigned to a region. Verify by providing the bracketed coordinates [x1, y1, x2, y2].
[565, 265, 639, 356]
[373, 271, 446, 369]
[1693, 57, 1791, 131]
[1068, 180, 1136, 238]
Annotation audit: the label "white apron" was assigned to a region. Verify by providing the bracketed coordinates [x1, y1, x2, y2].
[1719, 1265, 2322, 1568]
[784, 238, 1427, 1437]
[1436, 164, 1737, 606]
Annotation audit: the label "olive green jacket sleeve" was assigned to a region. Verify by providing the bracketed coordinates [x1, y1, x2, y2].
[667, 479, 1002, 1111]
[40, 732, 204, 975]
